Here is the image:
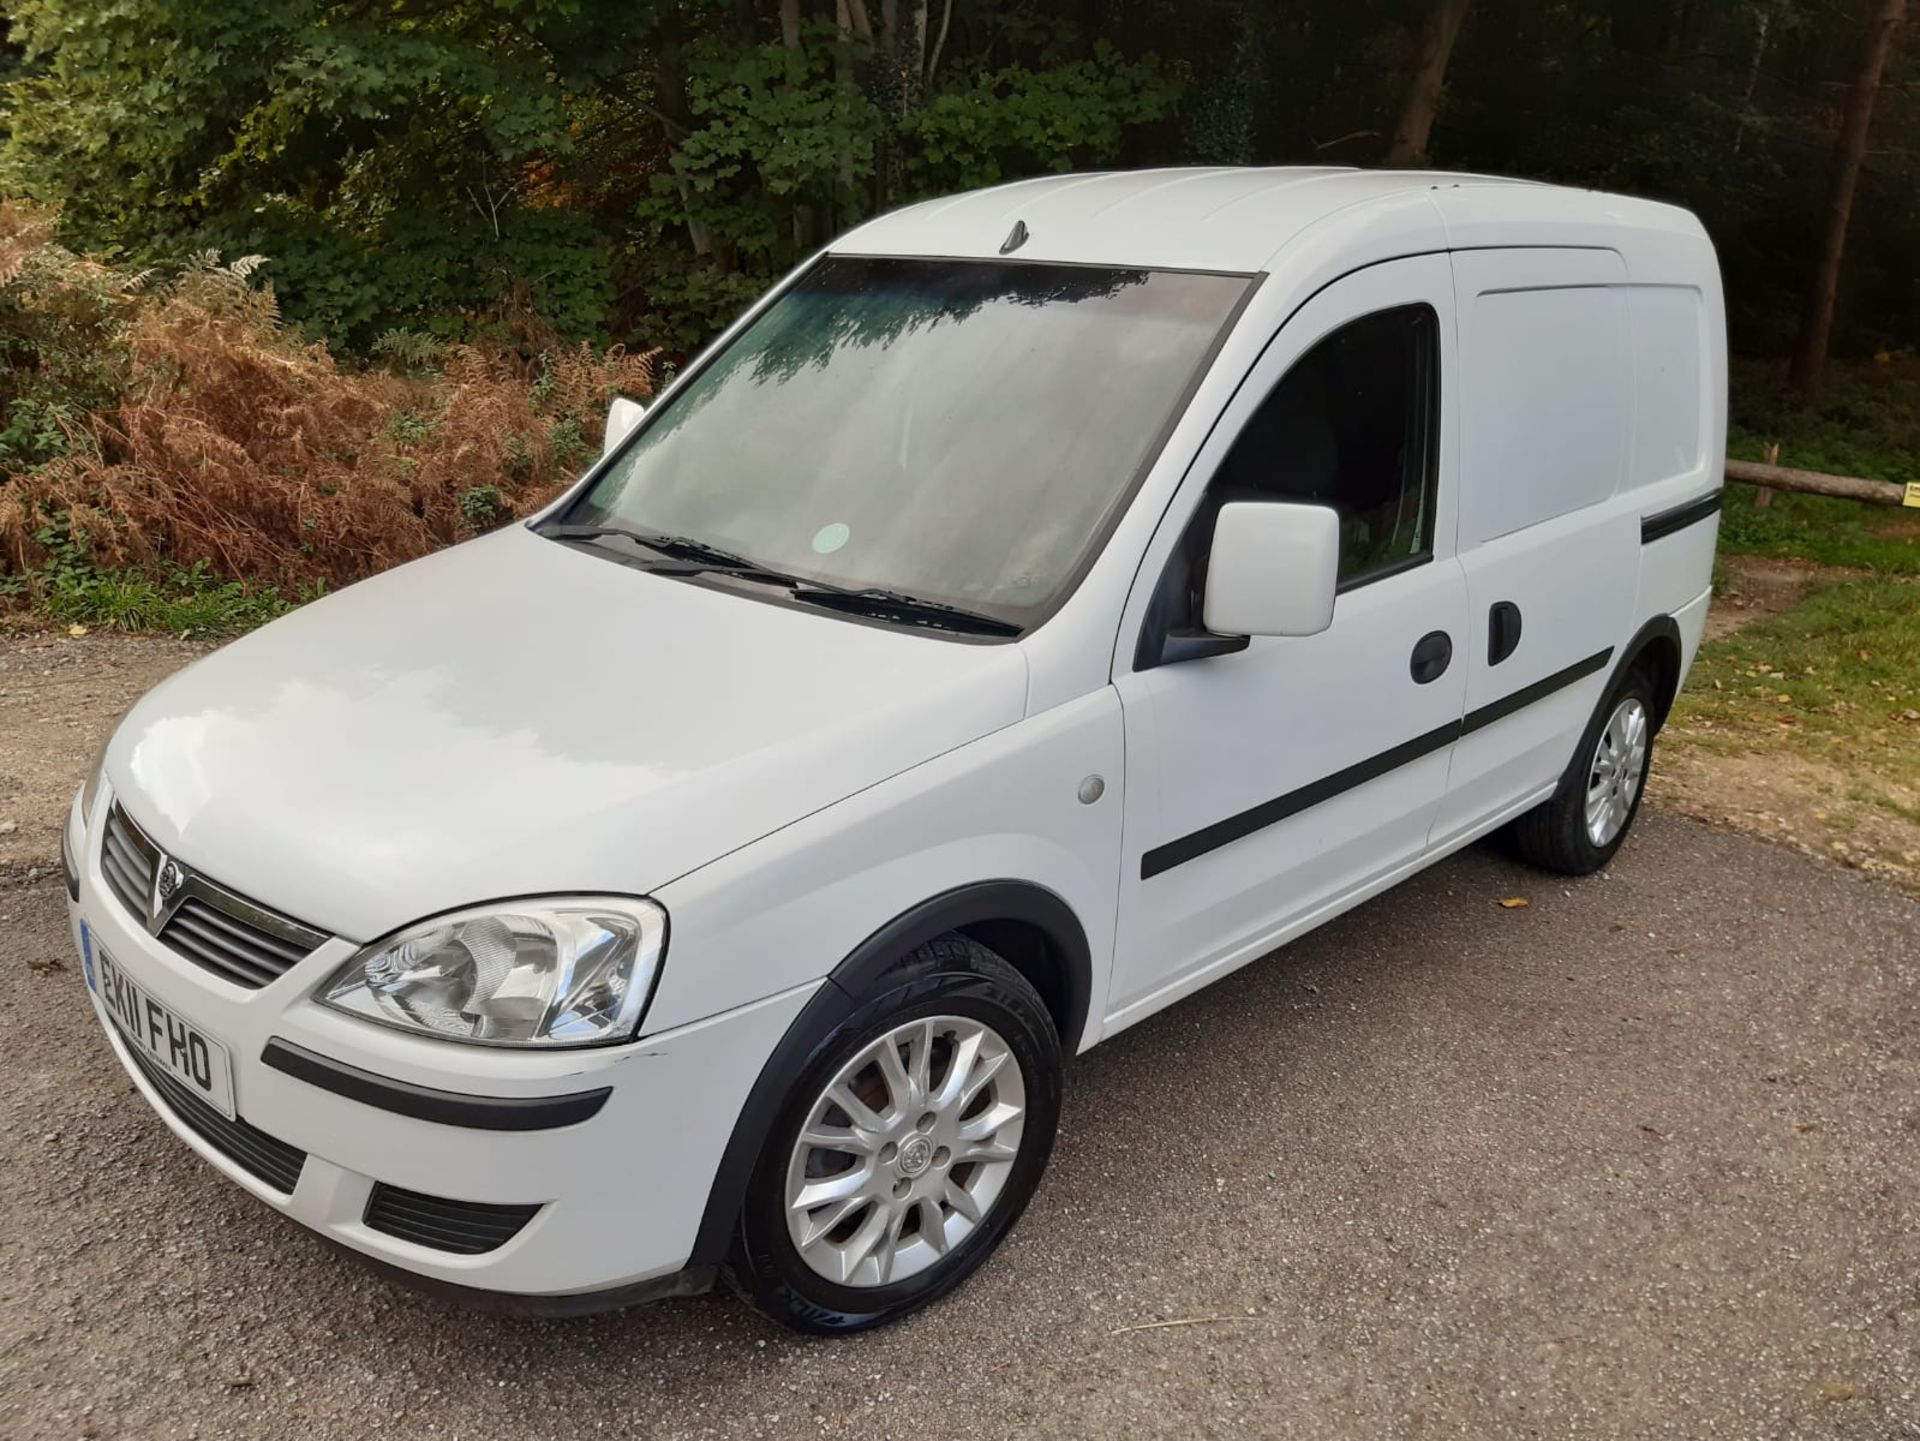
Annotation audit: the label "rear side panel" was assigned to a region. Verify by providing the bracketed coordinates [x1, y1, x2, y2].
[1623, 234, 1728, 637]
[1432, 248, 1639, 844]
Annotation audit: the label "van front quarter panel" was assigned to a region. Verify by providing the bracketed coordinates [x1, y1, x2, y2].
[646, 687, 1125, 1046]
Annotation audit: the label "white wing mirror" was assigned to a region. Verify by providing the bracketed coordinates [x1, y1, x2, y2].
[1202, 500, 1341, 638]
[602, 396, 647, 458]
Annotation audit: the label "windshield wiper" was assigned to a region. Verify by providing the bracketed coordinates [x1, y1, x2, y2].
[542, 522, 1019, 636]
[784, 583, 1023, 637]
[541, 523, 789, 581]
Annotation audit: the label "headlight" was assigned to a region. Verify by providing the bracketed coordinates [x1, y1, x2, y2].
[319, 898, 667, 1048]
[78, 717, 119, 825]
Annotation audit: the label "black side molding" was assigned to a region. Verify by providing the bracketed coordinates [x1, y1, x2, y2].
[1459, 647, 1613, 737]
[1141, 720, 1460, 880]
[1641, 490, 1723, 543]
[1141, 646, 1615, 880]
[260, 1038, 611, 1131]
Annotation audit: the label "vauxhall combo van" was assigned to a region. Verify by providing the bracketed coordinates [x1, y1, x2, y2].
[65, 168, 1724, 1333]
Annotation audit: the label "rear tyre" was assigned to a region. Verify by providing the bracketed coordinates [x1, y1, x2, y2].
[728, 936, 1061, 1334]
[1511, 668, 1658, 876]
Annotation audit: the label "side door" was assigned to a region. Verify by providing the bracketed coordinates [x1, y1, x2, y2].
[1105, 254, 1469, 1030]
[1429, 248, 1640, 845]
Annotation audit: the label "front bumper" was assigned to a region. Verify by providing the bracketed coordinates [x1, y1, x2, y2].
[66, 788, 817, 1302]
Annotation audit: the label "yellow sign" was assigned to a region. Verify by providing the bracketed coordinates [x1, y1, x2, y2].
[1906, 481, 1920, 509]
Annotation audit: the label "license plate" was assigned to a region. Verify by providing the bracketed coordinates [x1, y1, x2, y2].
[92, 945, 237, 1120]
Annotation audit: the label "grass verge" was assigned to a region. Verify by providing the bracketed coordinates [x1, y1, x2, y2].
[1656, 575, 1920, 889]
[1717, 485, 1920, 574]
[1, 534, 308, 635]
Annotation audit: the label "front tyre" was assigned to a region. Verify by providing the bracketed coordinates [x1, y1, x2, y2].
[729, 937, 1061, 1334]
[1512, 668, 1658, 875]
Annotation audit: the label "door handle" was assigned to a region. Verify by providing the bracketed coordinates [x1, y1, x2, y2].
[1410, 630, 1453, 685]
[1488, 601, 1523, 665]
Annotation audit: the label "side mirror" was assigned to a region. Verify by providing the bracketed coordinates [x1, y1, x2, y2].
[602, 395, 647, 458]
[1202, 500, 1340, 638]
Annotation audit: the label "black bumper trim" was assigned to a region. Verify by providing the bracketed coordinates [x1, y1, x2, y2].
[320, 1234, 717, 1316]
[260, 1037, 612, 1131]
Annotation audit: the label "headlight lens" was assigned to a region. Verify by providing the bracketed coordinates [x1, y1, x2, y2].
[320, 898, 667, 1048]
[78, 718, 119, 825]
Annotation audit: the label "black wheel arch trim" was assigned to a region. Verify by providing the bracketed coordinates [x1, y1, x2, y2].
[1608, 613, 1685, 727]
[686, 879, 1091, 1268]
[259, 1037, 613, 1131]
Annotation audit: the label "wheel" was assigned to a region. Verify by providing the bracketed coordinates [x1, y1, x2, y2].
[1511, 668, 1657, 875]
[727, 936, 1062, 1334]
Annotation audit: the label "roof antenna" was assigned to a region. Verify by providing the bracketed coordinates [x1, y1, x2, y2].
[999, 220, 1029, 256]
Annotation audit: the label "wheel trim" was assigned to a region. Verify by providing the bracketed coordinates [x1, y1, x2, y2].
[784, 1015, 1026, 1289]
[1585, 696, 1649, 847]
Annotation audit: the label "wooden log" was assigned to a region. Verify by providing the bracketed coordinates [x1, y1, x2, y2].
[1725, 458, 1908, 507]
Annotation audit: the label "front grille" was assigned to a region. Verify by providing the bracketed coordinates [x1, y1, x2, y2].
[120, 1036, 307, 1194]
[363, 1185, 541, 1255]
[100, 803, 327, 989]
[99, 804, 155, 918]
[161, 896, 314, 988]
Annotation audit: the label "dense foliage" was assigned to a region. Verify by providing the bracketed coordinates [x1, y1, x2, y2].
[0, 0, 1911, 363]
[0, 203, 654, 624]
[0, 0, 1912, 629]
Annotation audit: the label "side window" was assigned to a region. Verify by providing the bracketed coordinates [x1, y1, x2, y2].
[1135, 303, 1441, 669]
[1216, 303, 1439, 583]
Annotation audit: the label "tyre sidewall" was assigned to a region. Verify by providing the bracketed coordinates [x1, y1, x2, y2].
[732, 951, 1061, 1333]
[1561, 669, 1658, 869]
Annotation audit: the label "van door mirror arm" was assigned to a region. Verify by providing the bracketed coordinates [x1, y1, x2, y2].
[1151, 627, 1251, 668]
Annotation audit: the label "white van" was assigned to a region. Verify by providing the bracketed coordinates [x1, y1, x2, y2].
[63, 168, 1724, 1333]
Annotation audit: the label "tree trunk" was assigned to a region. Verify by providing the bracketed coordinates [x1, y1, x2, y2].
[1383, 0, 1474, 167]
[1789, 0, 1908, 399]
[653, 38, 717, 263]
[780, 0, 820, 250]
[834, 0, 857, 227]
[1731, 9, 1770, 156]
[925, 0, 952, 84]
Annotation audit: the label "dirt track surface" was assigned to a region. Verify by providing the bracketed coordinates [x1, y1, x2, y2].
[0, 630, 211, 873]
[3, 810, 1916, 1439]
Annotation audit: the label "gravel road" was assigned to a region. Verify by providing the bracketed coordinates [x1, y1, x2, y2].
[3, 808, 1916, 1440]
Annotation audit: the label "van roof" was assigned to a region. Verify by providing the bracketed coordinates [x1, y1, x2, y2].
[834, 167, 1706, 275]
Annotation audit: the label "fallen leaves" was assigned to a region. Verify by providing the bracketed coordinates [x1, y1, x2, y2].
[1496, 896, 1531, 909]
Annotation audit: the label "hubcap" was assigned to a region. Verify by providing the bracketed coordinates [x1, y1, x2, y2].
[785, 1015, 1026, 1288]
[1585, 696, 1649, 847]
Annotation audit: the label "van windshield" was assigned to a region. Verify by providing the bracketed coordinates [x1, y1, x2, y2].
[554, 256, 1250, 632]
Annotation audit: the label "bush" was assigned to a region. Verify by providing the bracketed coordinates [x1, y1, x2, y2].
[0, 208, 656, 622]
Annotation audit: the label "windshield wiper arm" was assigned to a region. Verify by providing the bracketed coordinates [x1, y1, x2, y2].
[543, 523, 1019, 635]
[541, 524, 788, 581]
[785, 583, 1023, 637]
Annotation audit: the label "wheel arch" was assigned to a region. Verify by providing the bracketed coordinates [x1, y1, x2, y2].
[686, 880, 1091, 1267]
[1614, 614, 1683, 729]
